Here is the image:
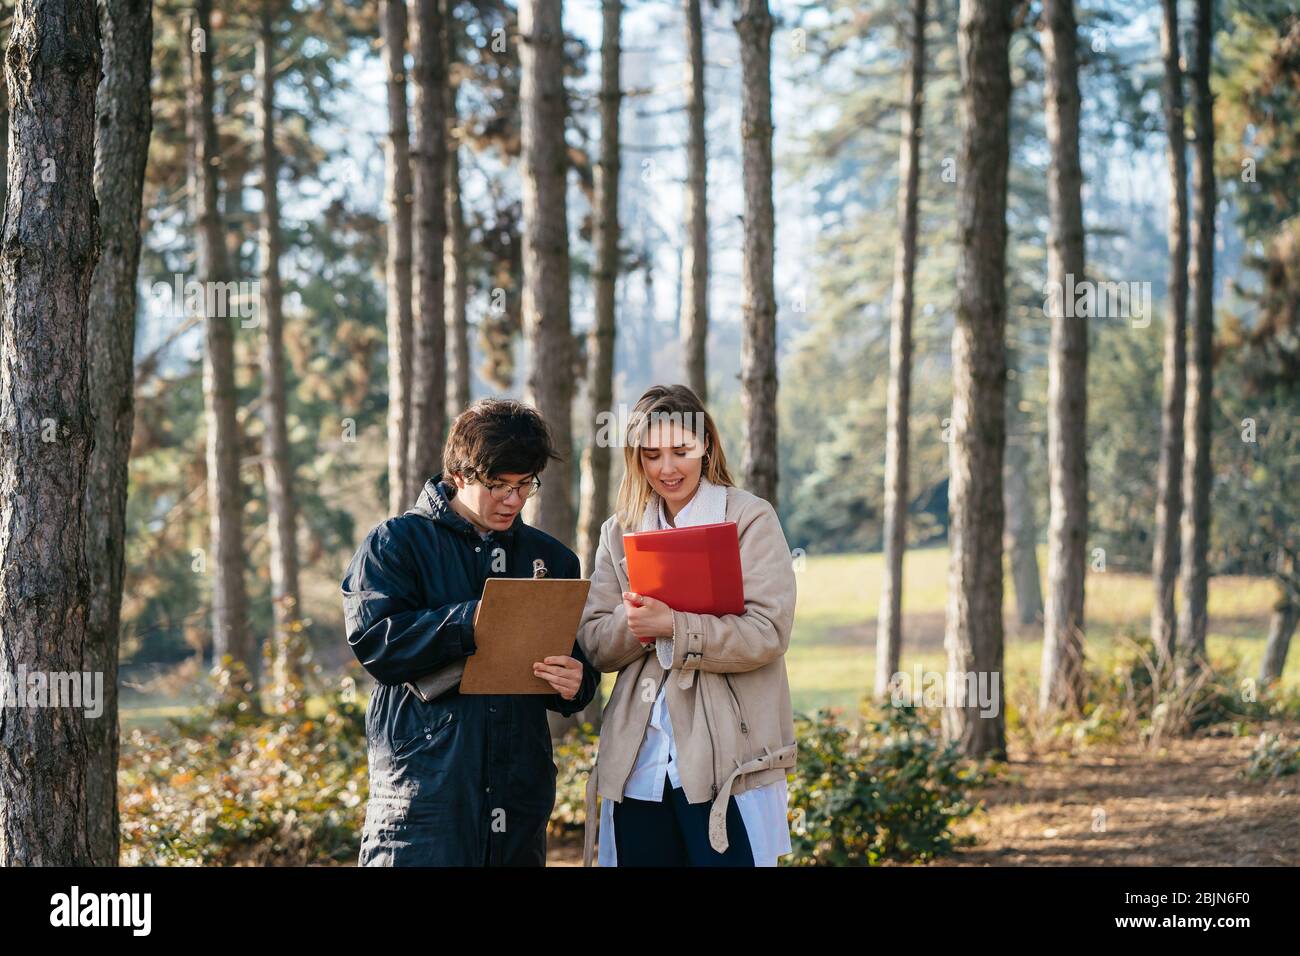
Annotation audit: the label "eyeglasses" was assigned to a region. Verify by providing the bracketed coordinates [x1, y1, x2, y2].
[480, 476, 542, 502]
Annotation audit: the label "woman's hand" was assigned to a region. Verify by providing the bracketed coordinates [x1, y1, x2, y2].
[622, 591, 674, 644]
[533, 655, 583, 699]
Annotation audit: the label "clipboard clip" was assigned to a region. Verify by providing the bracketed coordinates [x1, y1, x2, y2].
[532, 558, 547, 579]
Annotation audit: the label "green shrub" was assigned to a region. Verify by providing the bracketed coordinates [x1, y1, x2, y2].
[120, 681, 368, 866]
[125, 694, 608, 862]
[121, 688, 993, 865]
[1036, 633, 1300, 750]
[784, 705, 987, 866]
[549, 722, 599, 836]
[1241, 732, 1300, 780]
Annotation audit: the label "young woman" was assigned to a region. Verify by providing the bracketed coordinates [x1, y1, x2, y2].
[577, 384, 798, 866]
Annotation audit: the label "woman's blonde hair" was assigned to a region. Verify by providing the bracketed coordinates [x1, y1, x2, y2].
[614, 384, 734, 529]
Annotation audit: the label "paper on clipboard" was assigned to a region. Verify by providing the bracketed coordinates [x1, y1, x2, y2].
[458, 577, 592, 694]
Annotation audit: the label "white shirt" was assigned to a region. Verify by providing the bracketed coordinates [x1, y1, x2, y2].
[598, 486, 791, 866]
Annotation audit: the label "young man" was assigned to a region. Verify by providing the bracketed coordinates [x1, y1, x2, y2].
[342, 399, 599, 865]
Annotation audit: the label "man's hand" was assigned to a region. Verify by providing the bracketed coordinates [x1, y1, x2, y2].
[533, 655, 583, 699]
[622, 591, 674, 644]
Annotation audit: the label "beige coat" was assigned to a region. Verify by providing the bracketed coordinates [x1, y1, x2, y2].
[576, 485, 798, 865]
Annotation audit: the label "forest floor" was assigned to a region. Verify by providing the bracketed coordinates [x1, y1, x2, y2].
[926, 723, 1300, 866]
[545, 720, 1300, 867]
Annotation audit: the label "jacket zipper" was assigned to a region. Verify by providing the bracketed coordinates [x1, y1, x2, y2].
[723, 673, 749, 735]
[699, 672, 719, 798]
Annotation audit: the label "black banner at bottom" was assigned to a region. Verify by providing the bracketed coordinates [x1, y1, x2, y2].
[0, 864, 1284, 942]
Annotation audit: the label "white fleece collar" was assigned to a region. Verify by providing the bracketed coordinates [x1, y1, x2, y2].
[640, 474, 728, 532]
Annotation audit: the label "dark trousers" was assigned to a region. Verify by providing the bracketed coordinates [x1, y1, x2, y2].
[612, 774, 755, 867]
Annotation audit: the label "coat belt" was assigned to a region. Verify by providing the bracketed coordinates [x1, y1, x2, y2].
[706, 743, 798, 854]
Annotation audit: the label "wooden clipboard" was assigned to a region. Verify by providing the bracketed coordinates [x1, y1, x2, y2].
[459, 577, 592, 694]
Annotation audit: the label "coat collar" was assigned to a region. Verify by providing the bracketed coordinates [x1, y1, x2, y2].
[408, 472, 522, 541]
[641, 474, 729, 531]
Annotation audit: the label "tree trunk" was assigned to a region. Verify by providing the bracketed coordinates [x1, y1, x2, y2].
[1263, 548, 1294, 686]
[185, 9, 199, 231]
[445, 5, 470, 420]
[258, 0, 305, 714]
[405, 0, 448, 500]
[0, 73, 7, 215]
[84, 0, 153, 866]
[1040, 0, 1088, 716]
[383, 0, 414, 514]
[578, 0, 621, 580]
[943, 0, 1011, 760]
[520, 0, 576, 546]
[1004, 367, 1043, 630]
[1151, 0, 1189, 670]
[1260, 600, 1298, 686]
[736, 0, 778, 506]
[1259, 552, 1297, 684]
[191, 0, 254, 692]
[0, 0, 102, 865]
[219, 83, 250, 278]
[571, 0, 624, 734]
[875, 0, 926, 700]
[1177, 0, 1216, 678]
[680, 0, 708, 402]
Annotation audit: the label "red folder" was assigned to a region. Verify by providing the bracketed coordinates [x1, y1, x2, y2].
[623, 521, 746, 616]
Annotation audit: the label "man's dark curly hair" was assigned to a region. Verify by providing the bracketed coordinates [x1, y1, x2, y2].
[441, 399, 562, 481]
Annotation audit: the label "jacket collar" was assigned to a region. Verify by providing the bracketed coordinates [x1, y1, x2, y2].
[407, 472, 521, 542]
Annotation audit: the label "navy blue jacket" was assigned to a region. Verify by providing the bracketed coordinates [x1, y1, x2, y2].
[342, 473, 599, 865]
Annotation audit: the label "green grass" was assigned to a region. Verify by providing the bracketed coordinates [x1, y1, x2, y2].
[785, 545, 1294, 714]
